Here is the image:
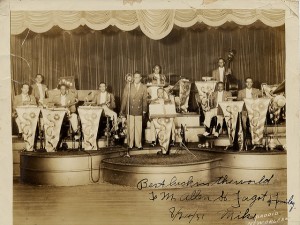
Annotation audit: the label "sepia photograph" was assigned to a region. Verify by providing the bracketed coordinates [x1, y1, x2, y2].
[0, 0, 299, 225]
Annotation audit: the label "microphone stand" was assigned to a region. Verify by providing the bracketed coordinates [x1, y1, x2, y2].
[124, 81, 131, 157]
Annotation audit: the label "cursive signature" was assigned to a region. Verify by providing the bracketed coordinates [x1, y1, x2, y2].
[169, 206, 204, 223]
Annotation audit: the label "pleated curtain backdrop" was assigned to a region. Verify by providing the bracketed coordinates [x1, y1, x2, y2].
[11, 23, 285, 102]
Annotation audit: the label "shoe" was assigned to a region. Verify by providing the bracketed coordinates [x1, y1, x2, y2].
[170, 140, 175, 146]
[150, 141, 156, 147]
[138, 147, 143, 150]
[203, 131, 210, 137]
[157, 151, 163, 155]
[213, 132, 219, 138]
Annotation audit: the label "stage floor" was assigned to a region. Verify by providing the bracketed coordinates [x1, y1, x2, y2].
[13, 177, 288, 225]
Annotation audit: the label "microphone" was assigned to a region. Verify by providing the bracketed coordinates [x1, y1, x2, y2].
[125, 73, 133, 83]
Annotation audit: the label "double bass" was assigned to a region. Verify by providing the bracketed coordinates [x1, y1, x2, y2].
[224, 50, 239, 95]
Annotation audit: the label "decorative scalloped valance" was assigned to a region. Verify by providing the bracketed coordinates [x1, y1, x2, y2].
[11, 9, 285, 39]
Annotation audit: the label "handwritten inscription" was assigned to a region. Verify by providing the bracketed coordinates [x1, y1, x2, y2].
[137, 174, 295, 223]
[137, 174, 274, 190]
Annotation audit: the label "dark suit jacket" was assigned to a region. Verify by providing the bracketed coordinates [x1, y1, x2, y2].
[212, 67, 231, 82]
[92, 91, 116, 109]
[210, 91, 232, 114]
[50, 94, 77, 113]
[31, 83, 48, 102]
[120, 83, 148, 116]
[13, 94, 37, 112]
[237, 88, 262, 101]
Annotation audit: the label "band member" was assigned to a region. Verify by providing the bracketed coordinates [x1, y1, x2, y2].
[91, 82, 118, 129]
[50, 84, 79, 133]
[237, 77, 262, 100]
[31, 74, 48, 106]
[237, 77, 262, 132]
[13, 83, 37, 138]
[120, 72, 148, 149]
[212, 58, 232, 82]
[149, 88, 176, 147]
[147, 65, 166, 85]
[203, 82, 232, 137]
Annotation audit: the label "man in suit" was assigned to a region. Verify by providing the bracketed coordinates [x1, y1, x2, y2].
[31, 74, 48, 106]
[120, 72, 148, 149]
[13, 83, 37, 138]
[237, 77, 262, 131]
[149, 88, 176, 147]
[147, 65, 166, 85]
[50, 84, 78, 133]
[203, 82, 232, 137]
[212, 58, 232, 82]
[92, 82, 118, 130]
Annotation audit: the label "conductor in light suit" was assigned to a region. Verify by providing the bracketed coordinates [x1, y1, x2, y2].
[120, 72, 148, 149]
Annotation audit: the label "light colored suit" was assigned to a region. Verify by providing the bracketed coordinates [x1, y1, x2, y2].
[120, 83, 148, 148]
[50, 94, 78, 131]
[92, 91, 117, 127]
[13, 94, 37, 133]
[31, 83, 48, 104]
[237, 88, 262, 101]
[212, 67, 231, 82]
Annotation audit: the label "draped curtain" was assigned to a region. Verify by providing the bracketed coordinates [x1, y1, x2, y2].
[11, 22, 285, 102]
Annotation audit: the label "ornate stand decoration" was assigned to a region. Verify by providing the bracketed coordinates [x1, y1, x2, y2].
[42, 108, 66, 152]
[244, 98, 270, 149]
[78, 106, 103, 150]
[16, 106, 41, 151]
[219, 101, 244, 150]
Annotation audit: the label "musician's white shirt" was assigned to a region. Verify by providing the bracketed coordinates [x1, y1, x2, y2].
[134, 83, 140, 90]
[218, 67, 225, 82]
[246, 88, 253, 98]
[60, 94, 67, 106]
[21, 94, 30, 102]
[217, 91, 224, 106]
[36, 83, 44, 100]
[99, 91, 107, 105]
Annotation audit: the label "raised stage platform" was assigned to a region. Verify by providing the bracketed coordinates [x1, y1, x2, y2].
[17, 144, 286, 187]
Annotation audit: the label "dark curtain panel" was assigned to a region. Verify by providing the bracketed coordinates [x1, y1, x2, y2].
[11, 22, 285, 100]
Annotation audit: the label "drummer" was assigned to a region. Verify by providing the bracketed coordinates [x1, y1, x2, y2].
[147, 65, 166, 85]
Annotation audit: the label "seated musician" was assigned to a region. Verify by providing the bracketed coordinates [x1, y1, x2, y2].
[237, 77, 262, 129]
[147, 65, 166, 85]
[203, 82, 232, 137]
[31, 74, 48, 106]
[13, 83, 37, 138]
[50, 84, 79, 134]
[90, 82, 118, 130]
[212, 58, 232, 82]
[149, 88, 175, 146]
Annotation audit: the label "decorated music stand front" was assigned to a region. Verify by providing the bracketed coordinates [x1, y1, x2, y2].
[16, 106, 41, 151]
[42, 108, 66, 152]
[244, 98, 271, 145]
[78, 106, 103, 150]
[219, 101, 244, 146]
[149, 103, 177, 154]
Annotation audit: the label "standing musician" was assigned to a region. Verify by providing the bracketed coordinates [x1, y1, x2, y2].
[237, 77, 262, 132]
[31, 74, 48, 106]
[13, 83, 37, 138]
[203, 82, 232, 137]
[149, 88, 176, 147]
[90, 82, 118, 130]
[50, 84, 79, 134]
[120, 72, 148, 150]
[212, 58, 232, 83]
[147, 65, 166, 85]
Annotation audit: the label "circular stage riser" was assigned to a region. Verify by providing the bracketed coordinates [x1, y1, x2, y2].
[20, 151, 123, 186]
[102, 161, 221, 187]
